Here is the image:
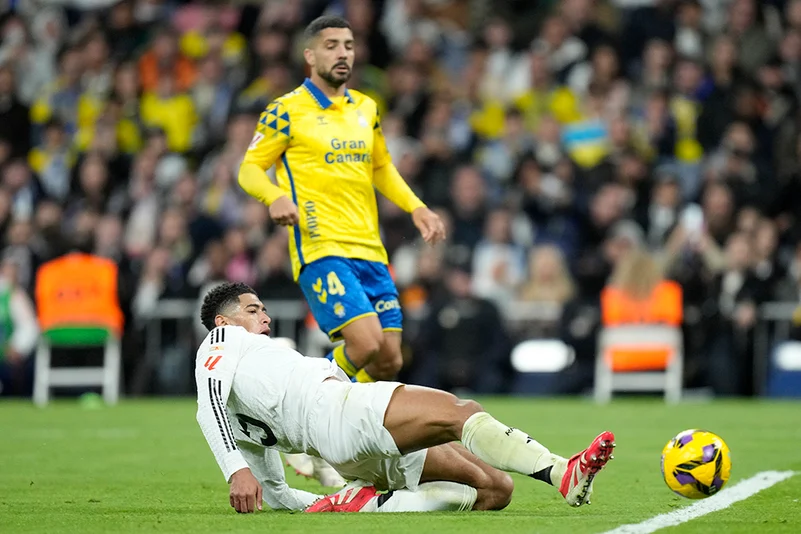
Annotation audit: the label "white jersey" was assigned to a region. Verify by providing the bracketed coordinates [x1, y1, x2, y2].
[194, 325, 349, 509]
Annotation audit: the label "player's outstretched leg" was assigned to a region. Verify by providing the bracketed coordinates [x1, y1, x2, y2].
[382, 385, 615, 507]
[305, 480, 477, 513]
[306, 442, 511, 513]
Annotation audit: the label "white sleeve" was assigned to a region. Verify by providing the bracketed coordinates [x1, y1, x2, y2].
[9, 289, 39, 355]
[195, 326, 250, 482]
[238, 442, 322, 511]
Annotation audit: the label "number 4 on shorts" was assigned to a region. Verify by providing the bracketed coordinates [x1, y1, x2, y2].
[326, 271, 345, 296]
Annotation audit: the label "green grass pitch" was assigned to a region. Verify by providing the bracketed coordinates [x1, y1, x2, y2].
[1, 398, 800, 533]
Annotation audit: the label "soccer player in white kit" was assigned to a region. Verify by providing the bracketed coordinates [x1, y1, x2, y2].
[195, 283, 615, 514]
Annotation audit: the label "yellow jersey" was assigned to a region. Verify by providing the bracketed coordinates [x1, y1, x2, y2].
[240, 78, 424, 280]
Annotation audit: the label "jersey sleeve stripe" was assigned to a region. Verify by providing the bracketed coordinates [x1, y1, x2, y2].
[208, 377, 233, 452]
[281, 153, 305, 267]
[216, 378, 237, 447]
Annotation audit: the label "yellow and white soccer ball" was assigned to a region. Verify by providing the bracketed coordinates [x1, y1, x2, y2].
[661, 429, 732, 499]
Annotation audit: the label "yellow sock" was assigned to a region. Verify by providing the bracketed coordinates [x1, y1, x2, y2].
[354, 368, 376, 383]
[331, 345, 359, 378]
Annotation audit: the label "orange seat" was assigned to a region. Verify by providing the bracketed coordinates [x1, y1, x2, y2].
[605, 347, 674, 372]
[35, 252, 124, 337]
[600, 280, 683, 372]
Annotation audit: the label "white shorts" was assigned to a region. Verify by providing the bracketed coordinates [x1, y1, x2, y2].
[308, 380, 427, 492]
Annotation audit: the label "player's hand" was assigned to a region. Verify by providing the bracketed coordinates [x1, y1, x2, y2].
[412, 207, 446, 245]
[229, 468, 263, 513]
[269, 196, 300, 226]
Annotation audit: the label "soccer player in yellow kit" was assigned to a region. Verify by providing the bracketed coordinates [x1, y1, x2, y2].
[238, 16, 445, 384]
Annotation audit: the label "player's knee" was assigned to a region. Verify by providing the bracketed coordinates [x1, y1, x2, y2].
[472, 470, 513, 511]
[437, 397, 484, 441]
[489, 472, 514, 510]
[458, 399, 484, 418]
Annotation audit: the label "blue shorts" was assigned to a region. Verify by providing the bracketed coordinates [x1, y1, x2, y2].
[298, 257, 402, 342]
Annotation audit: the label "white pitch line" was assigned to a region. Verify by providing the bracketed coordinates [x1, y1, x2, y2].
[602, 470, 796, 534]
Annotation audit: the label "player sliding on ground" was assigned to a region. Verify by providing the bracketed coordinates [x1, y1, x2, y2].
[195, 283, 615, 514]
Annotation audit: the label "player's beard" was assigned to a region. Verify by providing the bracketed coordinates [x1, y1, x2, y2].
[318, 62, 351, 88]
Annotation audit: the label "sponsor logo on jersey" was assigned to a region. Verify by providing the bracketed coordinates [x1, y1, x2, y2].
[304, 200, 320, 239]
[375, 299, 400, 313]
[248, 132, 264, 150]
[324, 137, 372, 164]
[204, 355, 222, 371]
[333, 302, 346, 318]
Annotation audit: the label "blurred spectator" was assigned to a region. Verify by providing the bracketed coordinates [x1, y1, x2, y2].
[602, 249, 683, 327]
[0, 65, 31, 159]
[222, 225, 255, 286]
[3, 158, 40, 221]
[639, 171, 683, 249]
[199, 155, 242, 227]
[0, 256, 38, 396]
[0, 11, 61, 106]
[138, 27, 196, 93]
[82, 30, 113, 99]
[106, 0, 147, 62]
[28, 119, 74, 202]
[30, 45, 83, 141]
[411, 261, 511, 394]
[65, 153, 126, 227]
[519, 244, 576, 305]
[448, 165, 488, 251]
[139, 75, 198, 153]
[110, 61, 144, 154]
[704, 231, 763, 395]
[191, 53, 235, 149]
[675, 0, 707, 61]
[471, 207, 526, 305]
[253, 230, 303, 302]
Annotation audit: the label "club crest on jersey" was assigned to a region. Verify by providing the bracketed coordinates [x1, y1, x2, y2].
[333, 302, 346, 318]
[356, 110, 368, 128]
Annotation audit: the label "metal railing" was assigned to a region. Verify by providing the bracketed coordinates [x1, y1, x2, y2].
[133, 297, 801, 394]
[753, 302, 799, 395]
[132, 299, 311, 394]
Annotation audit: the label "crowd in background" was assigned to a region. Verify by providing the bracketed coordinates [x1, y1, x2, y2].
[1, 0, 801, 398]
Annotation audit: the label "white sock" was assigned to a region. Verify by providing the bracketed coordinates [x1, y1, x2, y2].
[460, 412, 567, 486]
[374, 482, 477, 512]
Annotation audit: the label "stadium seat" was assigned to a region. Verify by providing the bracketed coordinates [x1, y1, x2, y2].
[767, 341, 801, 397]
[594, 325, 683, 404]
[510, 339, 575, 395]
[33, 326, 121, 407]
[33, 252, 125, 406]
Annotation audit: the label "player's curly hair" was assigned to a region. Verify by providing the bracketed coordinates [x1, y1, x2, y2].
[200, 282, 257, 332]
